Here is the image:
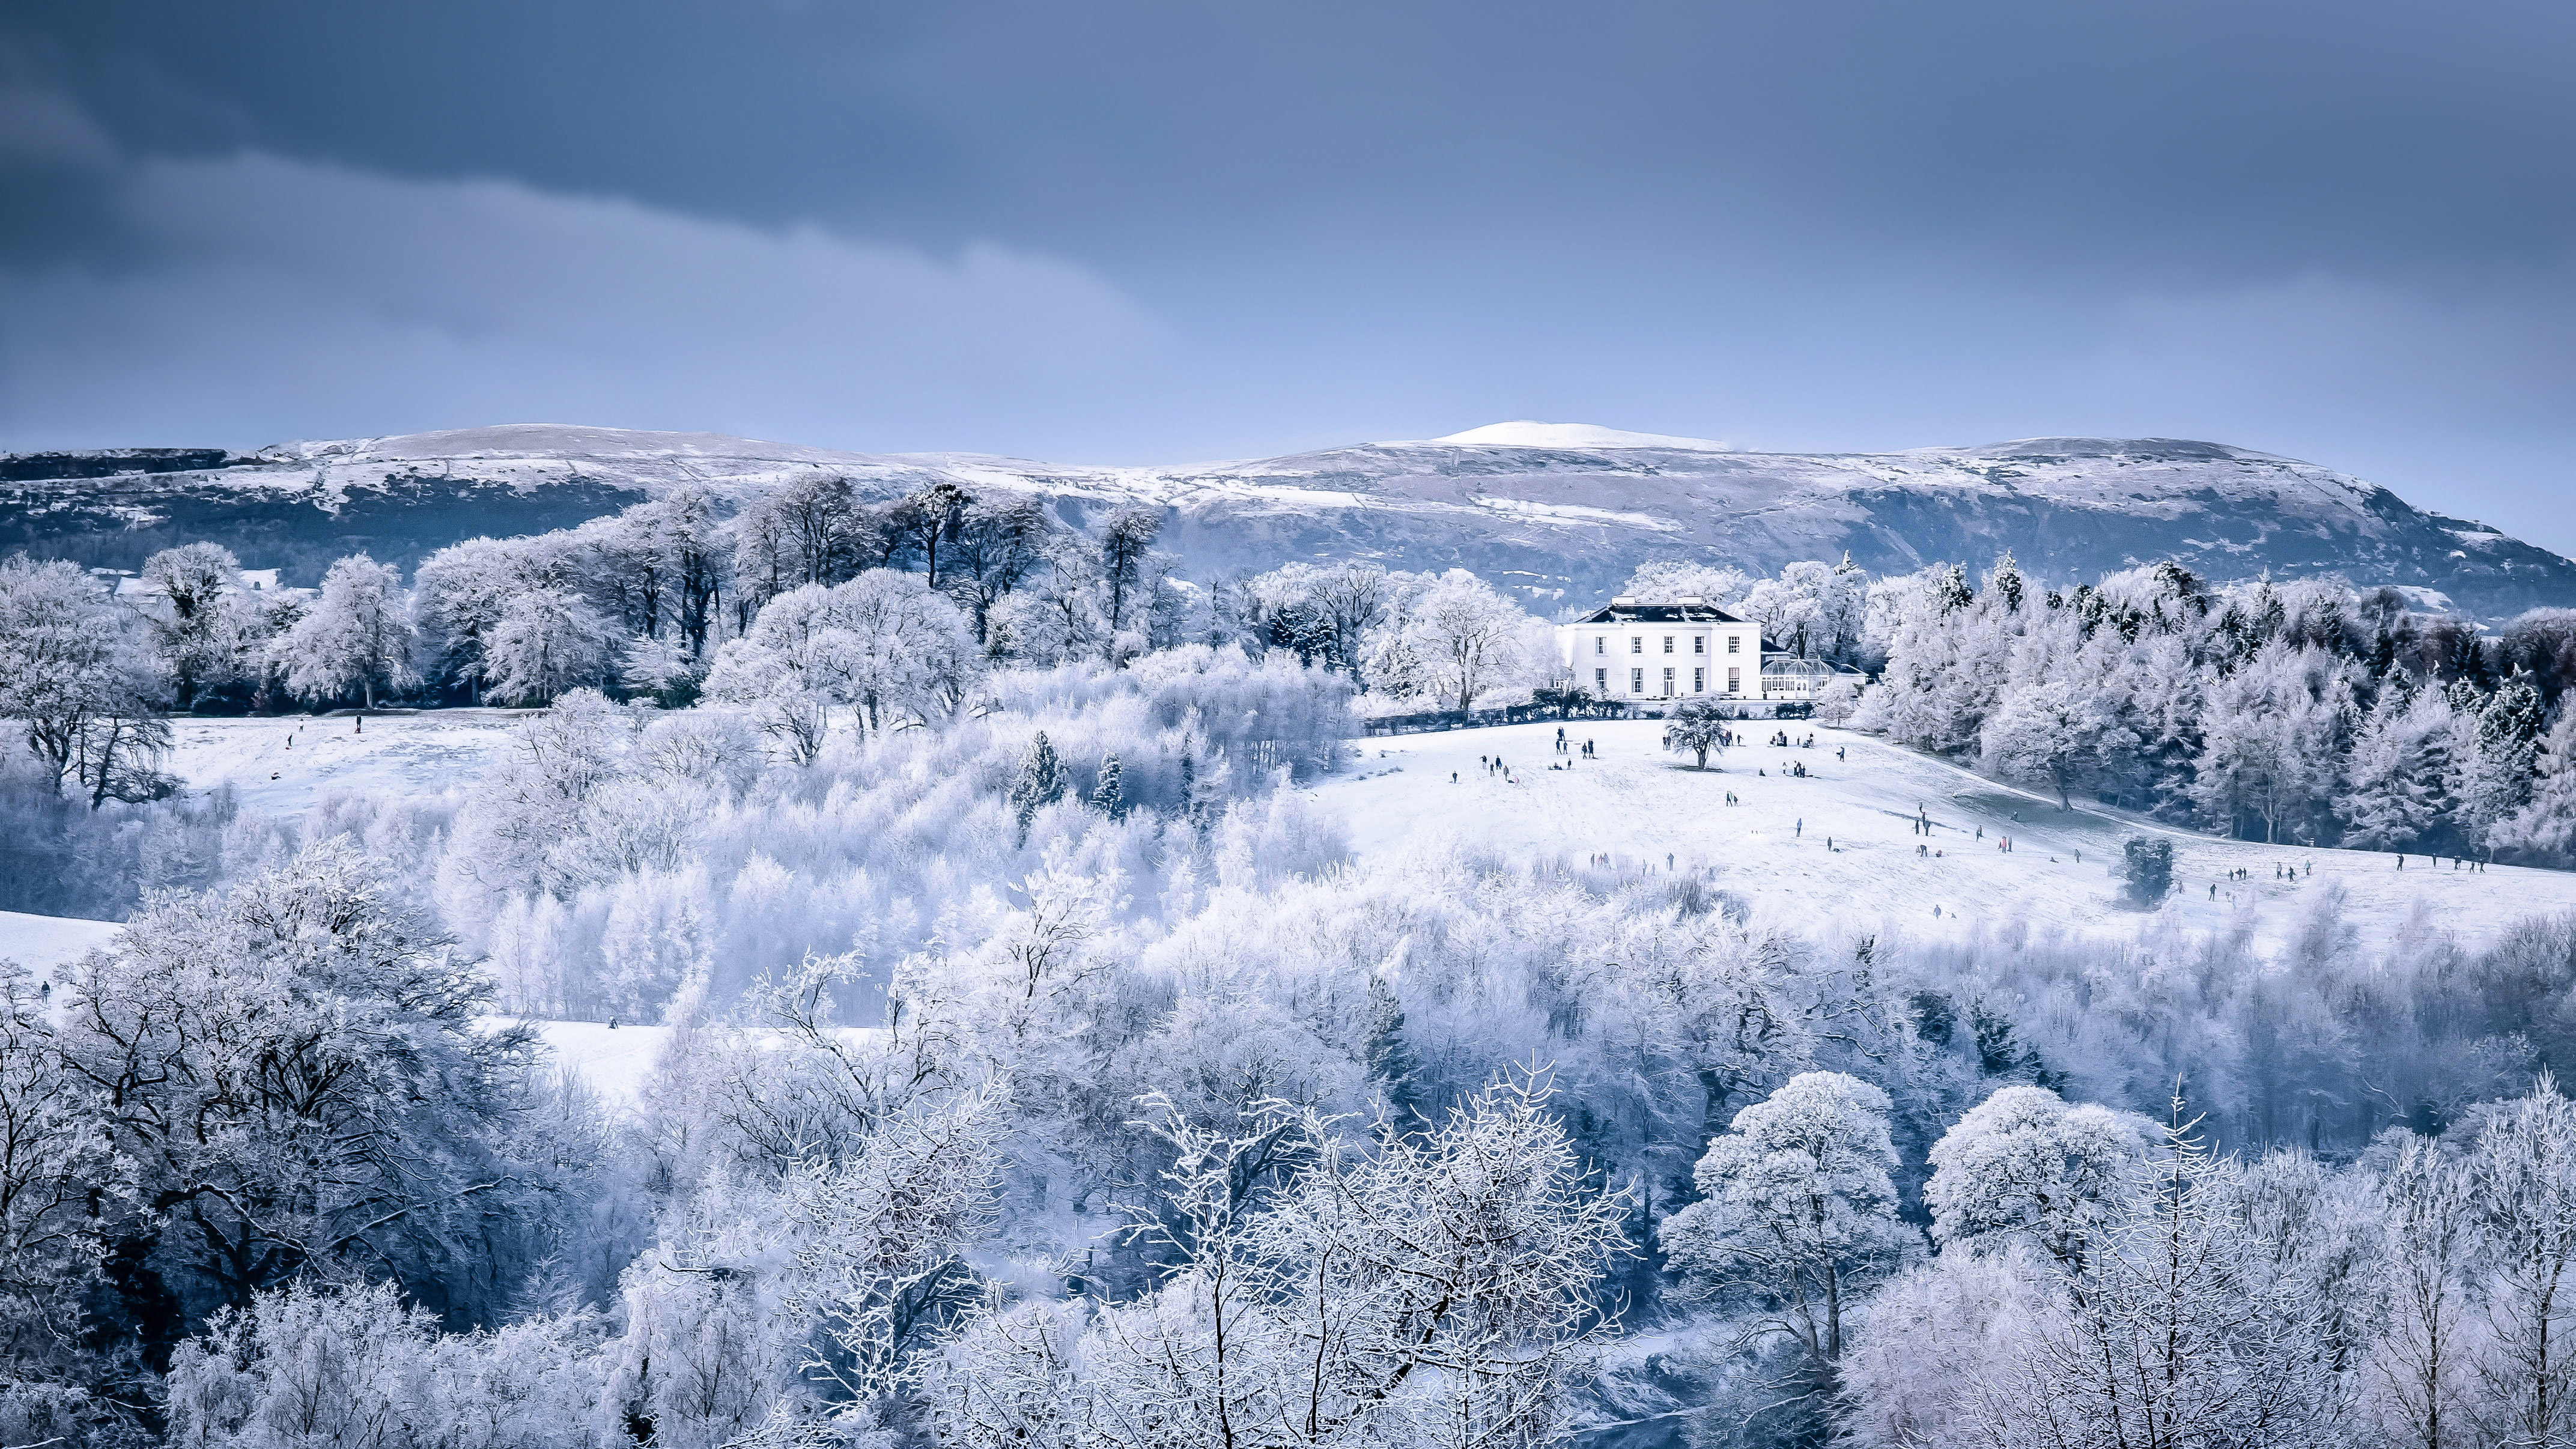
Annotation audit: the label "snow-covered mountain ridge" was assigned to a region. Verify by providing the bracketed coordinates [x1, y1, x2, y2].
[6, 422, 2569, 617]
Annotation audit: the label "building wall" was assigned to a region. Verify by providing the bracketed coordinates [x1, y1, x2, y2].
[1557, 623, 1763, 699]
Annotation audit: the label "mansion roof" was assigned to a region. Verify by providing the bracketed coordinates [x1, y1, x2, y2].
[1567, 600, 1752, 625]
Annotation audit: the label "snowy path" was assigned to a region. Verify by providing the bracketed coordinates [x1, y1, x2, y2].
[166, 710, 532, 816]
[1312, 720, 2576, 956]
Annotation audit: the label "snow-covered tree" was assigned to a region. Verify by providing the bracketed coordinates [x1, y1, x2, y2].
[142, 541, 242, 709]
[58, 839, 579, 1317]
[1007, 731, 1069, 837]
[925, 1078, 1632, 1449]
[482, 585, 616, 705]
[2468, 1077, 2576, 1448]
[1659, 1071, 1913, 1376]
[2457, 678, 2545, 858]
[2339, 678, 2458, 849]
[1665, 697, 1729, 768]
[272, 553, 418, 708]
[2494, 705, 2576, 865]
[0, 554, 174, 806]
[1978, 678, 2135, 809]
[1373, 569, 1532, 714]
[1090, 751, 1125, 819]
[1925, 1085, 2154, 1270]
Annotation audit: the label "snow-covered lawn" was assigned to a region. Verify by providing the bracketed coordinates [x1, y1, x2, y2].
[0, 911, 122, 975]
[166, 709, 532, 816]
[1312, 719, 2576, 957]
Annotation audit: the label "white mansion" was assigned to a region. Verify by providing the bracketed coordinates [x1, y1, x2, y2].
[1556, 597, 1860, 703]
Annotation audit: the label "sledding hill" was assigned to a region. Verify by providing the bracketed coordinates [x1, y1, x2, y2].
[1312, 720, 2576, 957]
[7, 423, 2571, 616]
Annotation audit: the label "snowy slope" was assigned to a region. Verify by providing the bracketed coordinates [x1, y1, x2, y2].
[7, 424, 2572, 616]
[166, 711, 531, 817]
[1313, 720, 2576, 958]
[0, 911, 122, 974]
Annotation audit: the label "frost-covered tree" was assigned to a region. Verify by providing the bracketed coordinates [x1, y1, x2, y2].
[1967, 1104, 2348, 1449]
[1813, 672, 1862, 726]
[0, 554, 174, 806]
[1373, 569, 1532, 714]
[2363, 1131, 2482, 1449]
[924, 1079, 1631, 1449]
[2340, 678, 2458, 850]
[2457, 678, 2545, 858]
[1925, 1085, 2154, 1270]
[142, 541, 242, 709]
[1665, 697, 1729, 769]
[2494, 705, 2576, 866]
[1659, 1072, 1913, 1376]
[1242, 561, 1391, 681]
[482, 585, 616, 705]
[1098, 504, 1164, 643]
[167, 1280, 607, 1449]
[702, 571, 980, 756]
[58, 839, 584, 1321]
[1618, 559, 1751, 607]
[2468, 1077, 2576, 1449]
[1978, 678, 2134, 809]
[272, 553, 418, 708]
[945, 496, 1053, 641]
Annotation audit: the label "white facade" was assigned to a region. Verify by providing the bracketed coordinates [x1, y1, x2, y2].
[1557, 597, 1766, 701]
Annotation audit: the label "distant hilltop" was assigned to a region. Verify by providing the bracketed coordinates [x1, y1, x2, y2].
[5, 422, 2571, 618]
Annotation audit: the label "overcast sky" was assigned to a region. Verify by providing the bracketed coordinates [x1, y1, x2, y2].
[5, 1, 2574, 550]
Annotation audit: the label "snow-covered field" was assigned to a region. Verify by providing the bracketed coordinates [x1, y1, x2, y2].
[0, 910, 122, 974]
[167, 709, 530, 816]
[1313, 720, 2576, 957]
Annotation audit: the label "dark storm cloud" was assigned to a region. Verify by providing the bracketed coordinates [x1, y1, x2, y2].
[4, 1, 2574, 550]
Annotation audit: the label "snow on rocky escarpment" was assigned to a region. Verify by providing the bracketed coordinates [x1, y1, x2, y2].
[6, 421, 2571, 617]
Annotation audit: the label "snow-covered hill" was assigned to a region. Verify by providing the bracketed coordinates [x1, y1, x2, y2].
[1316, 720, 2576, 959]
[8, 422, 2571, 616]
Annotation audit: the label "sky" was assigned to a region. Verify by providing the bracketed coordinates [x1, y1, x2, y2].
[4, 1, 2574, 551]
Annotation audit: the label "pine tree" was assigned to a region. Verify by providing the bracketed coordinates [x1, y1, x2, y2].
[1007, 731, 1068, 840]
[2492, 705, 2576, 866]
[1360, 975, 1423, 1121]
[2457, 678, 2544, 857]
[2338, 676, 2454, 849]
[1090, 752, 1124, 820]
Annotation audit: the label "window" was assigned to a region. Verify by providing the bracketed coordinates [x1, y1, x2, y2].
[1595, 667, 1608, 691]
[1728, 666, 1741, 692]
[1630, 667, 1644, 693]
[1630, 636, 1643, 654]
[1662, 667, 1675, 694]
[1593, 636, 1605, 655]
[1693, 635, 1706, 654]
[1727, 636, 1742, 654]
[1662, 635, 1674, 654]
[1694, 667, 1705, 692]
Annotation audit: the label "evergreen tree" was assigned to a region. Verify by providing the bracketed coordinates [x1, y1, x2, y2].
[1359, 975, 1423, 1120]
[2457, 678, 2545, 856]
[1091, 751, 1124, 820]
[2338, 676, 2455, 849]
[2493, 705, 2576, 865]
[1007, 731, 1069, 838]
